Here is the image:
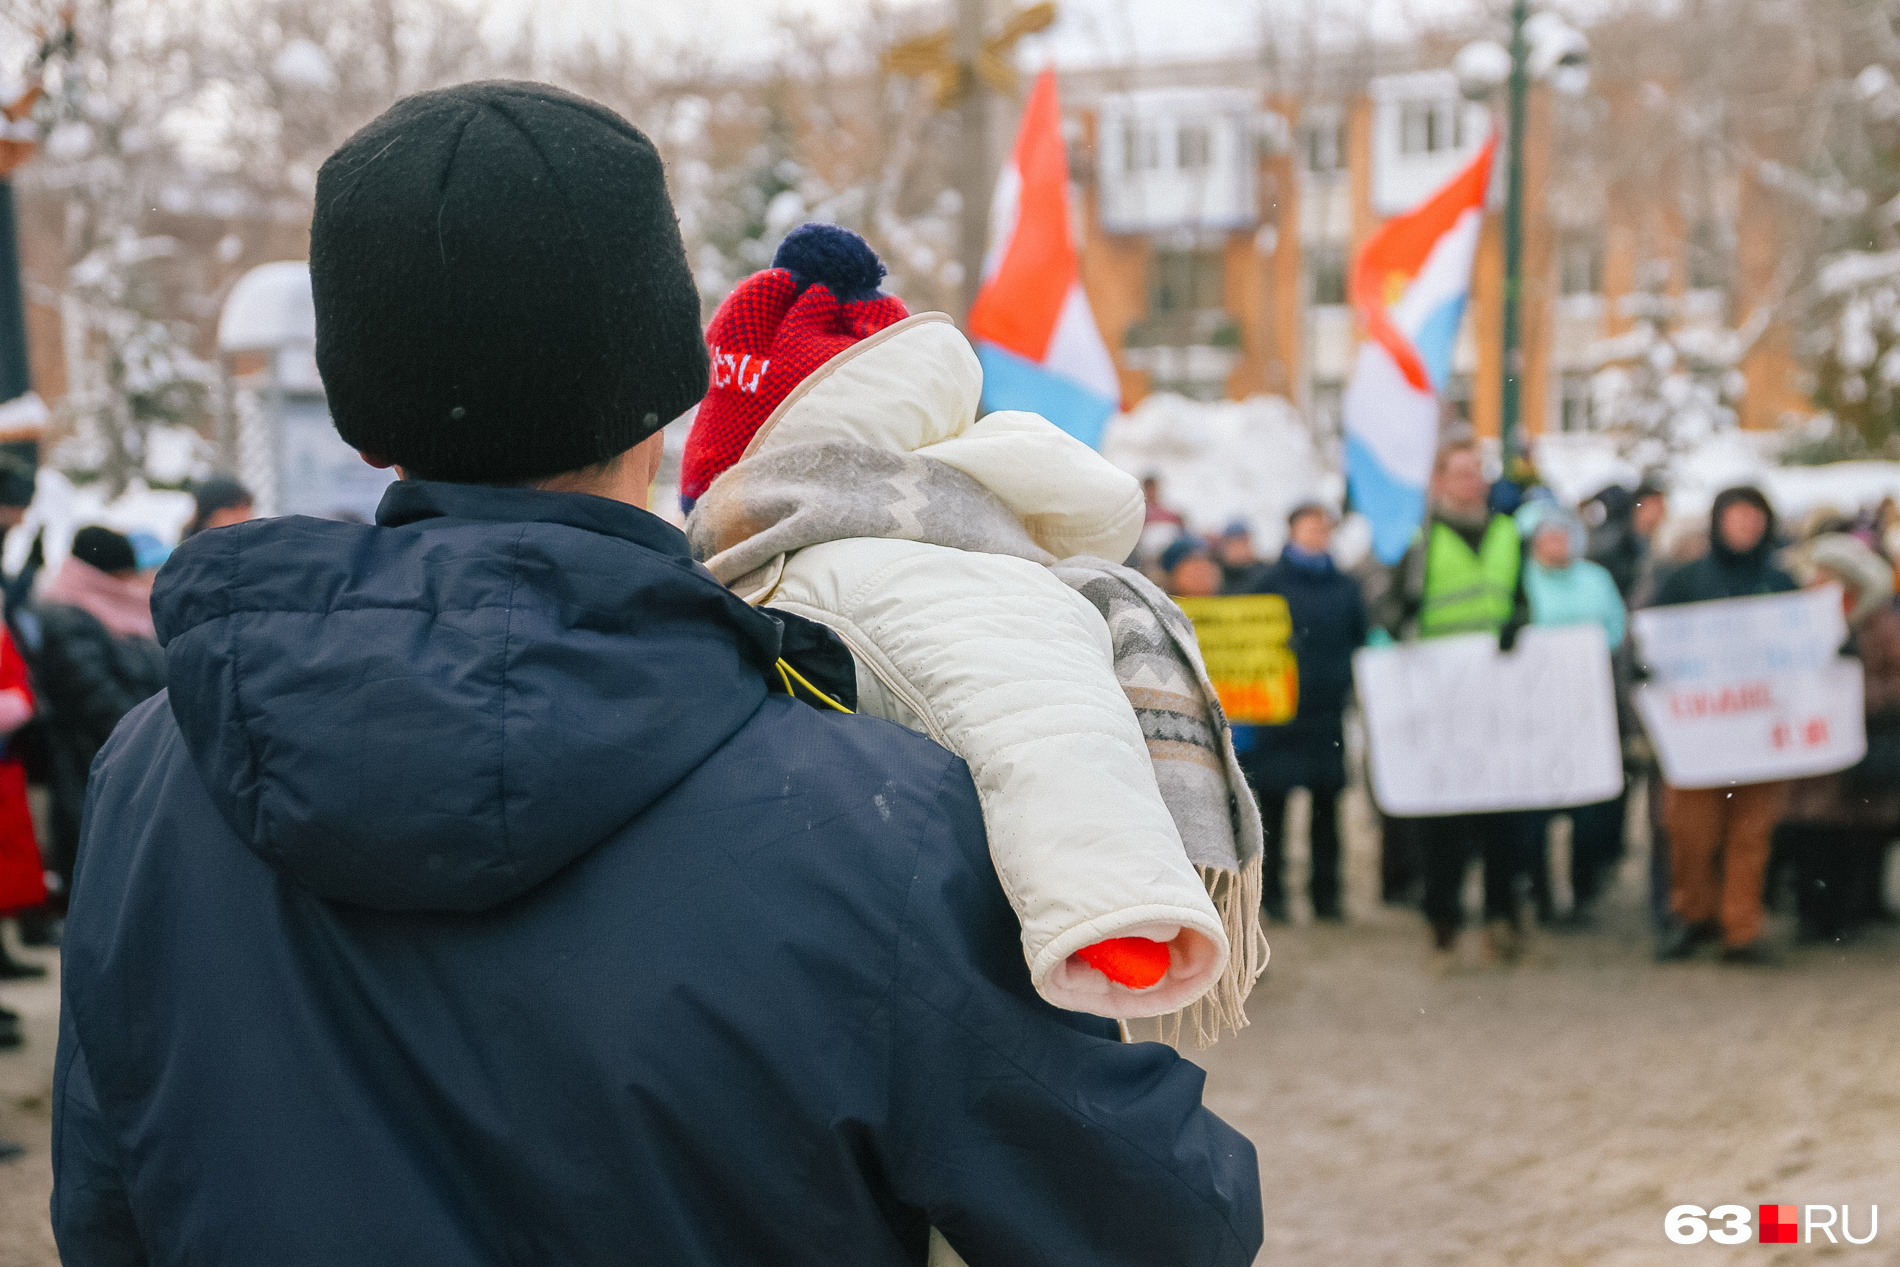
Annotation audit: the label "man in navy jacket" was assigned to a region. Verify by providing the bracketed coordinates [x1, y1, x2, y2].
[1229, 504, 1368, 921]
[52, 82, 1261, 1265]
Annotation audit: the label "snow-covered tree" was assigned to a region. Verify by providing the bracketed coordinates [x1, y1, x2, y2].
[1783, 38, 1900, 459]
[1585, 260, 1765, 473]
[652, 15, 963, 316]
[1542, 0, 1900, 460]
[1806, 248, 1900, 457]
[1, 0, 969, 495]
[13, 0, 218, 492]
[55, 230, 215, 489]
[6, 0, 514, 491]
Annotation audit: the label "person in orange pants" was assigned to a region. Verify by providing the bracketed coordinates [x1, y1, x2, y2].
[1648, 486, 1799, 965]
[1658, 783, 1787, 961]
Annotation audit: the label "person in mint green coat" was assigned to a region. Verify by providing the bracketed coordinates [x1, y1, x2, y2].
[1515, 499, 1629, 923]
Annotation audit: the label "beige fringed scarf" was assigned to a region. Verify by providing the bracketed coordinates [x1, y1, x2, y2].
[689, 440, 1267, 1044]
[1049, 556, 1268, 1046]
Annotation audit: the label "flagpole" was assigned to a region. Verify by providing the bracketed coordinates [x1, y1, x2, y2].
[1499, 0, 1528, 474]
[955, 0, 990, 323]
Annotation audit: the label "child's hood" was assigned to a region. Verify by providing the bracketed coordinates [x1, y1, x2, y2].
[717, 312, 1143, 562]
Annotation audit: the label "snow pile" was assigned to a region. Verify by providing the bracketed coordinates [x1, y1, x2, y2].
[1762, 462, 1900, 522]
[1099, 392, 1343, 555]
[1, 469, 196, 582]
[1536, 429, 1900, 532]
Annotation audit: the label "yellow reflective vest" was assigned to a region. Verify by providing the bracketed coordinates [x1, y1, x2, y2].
[1418, 515, 1521, 639]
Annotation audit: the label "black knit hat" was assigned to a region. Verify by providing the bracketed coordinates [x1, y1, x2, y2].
[310, 81, 708, 485]
[72, 526, 137, 575]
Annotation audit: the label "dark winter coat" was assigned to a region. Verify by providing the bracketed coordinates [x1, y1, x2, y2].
[1231, 551, 1368, 791]
[1648, 488, 1797, 608]
[32, 598, 167, 877]
[53, 481, 1261, 1267]
[1585, 485, 1648, 601]
[1783, 600, 1900, 828]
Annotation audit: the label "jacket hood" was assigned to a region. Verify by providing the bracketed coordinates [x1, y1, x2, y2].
[738, 312, 1143, 562]
[152, 481, 782, 913]
[1708, 485, 1777, 569]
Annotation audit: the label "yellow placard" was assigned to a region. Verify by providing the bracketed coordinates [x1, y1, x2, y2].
[1174, 594, 1299, 724]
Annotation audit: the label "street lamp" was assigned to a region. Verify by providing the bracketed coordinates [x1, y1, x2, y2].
[1458, 5, 1589, 476]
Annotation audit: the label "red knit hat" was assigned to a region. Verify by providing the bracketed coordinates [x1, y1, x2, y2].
[680, 224, 908, 506]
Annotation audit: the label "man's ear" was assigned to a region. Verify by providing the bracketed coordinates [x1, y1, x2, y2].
[358, 452, 406, 479]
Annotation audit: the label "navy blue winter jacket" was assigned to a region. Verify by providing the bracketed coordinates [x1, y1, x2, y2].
[1230, 552, 1368, 792]
[52, 481, 1261, 1266]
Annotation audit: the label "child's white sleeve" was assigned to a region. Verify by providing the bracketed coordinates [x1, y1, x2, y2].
[770, 537, 1229, 1018]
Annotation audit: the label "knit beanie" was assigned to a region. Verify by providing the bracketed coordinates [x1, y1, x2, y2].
[678, 224, 909, 506]
[310, 81, 707, 485]
[72, 525, 137, 576]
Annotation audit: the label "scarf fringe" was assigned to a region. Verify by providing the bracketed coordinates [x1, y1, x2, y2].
[1154, 856, 1269, 1049]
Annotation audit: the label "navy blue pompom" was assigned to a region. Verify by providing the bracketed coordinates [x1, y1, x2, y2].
[772, 223, 887, 302]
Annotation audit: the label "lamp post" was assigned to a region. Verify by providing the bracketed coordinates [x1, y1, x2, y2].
[1458, 8, 1588, 479]
[1500, 0, 1529, 473]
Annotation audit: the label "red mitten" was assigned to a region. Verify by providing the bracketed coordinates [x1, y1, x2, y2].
[1075, 937, 1170, 990]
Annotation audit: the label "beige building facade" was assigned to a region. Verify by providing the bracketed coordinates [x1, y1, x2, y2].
[1058, 56, 1808, 451]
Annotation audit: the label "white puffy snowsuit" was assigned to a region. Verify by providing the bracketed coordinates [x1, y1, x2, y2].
[690, 312, 1267, 1021]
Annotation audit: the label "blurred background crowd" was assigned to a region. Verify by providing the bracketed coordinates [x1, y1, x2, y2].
[1136, 444, 1900, 968]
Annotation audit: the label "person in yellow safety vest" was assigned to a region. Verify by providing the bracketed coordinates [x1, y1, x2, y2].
[1373, 439, 1531, 646]
[1371, 435, 1537, 973]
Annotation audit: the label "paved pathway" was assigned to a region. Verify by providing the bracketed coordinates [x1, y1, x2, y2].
[0, 789, 1892, 1265]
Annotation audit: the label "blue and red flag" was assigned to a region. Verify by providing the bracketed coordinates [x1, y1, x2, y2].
[1344, 139, 1495, 563]
[968, 69, 1121, 448]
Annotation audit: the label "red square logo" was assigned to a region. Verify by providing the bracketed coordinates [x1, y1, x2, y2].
[1759, 1204, 1798, 1244]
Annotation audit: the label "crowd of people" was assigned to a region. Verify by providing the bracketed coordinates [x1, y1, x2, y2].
[1139, 434, 1900, 969]
[1, 75, 1894, 1265]
[0, 484, 253, 1002]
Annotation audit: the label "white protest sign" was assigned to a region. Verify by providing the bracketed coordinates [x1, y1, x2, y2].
[1353, 625, 1623, 816]
[1632, 587, 1866, 789]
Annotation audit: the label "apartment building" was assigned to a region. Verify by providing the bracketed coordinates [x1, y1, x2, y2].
[1058, 54, 1807, 449]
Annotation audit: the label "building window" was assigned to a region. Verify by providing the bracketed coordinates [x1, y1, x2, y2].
[1310, 380, 1345, 442]
[1559, 235, 1602, 296]
[1097, 88, 1261, 234]
[1307, 242, 1348, 307]
[1149, 248, 1225, 315]
[1178, 123, 1212, 170]
[1559, 372, 1594, 432]
[1397, 100, 1465, 157]
[1124, 121, 1160, 172]
[1301, 113, 1345, 175]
